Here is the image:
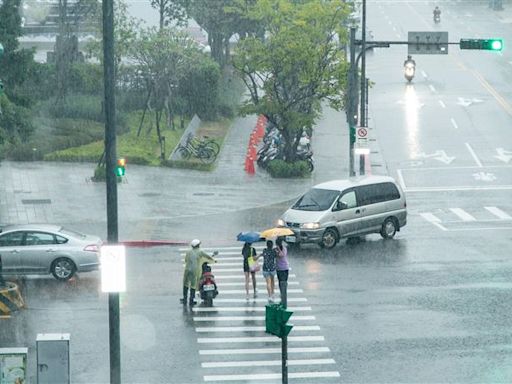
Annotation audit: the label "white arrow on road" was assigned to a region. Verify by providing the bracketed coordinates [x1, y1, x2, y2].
[473, 172, 497, 182]
[457, 97, 473, 107]
[414, 150, 455, 164]
[494, 148, 512, 163]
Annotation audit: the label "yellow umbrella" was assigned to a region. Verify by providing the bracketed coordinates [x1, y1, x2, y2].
[260, 227, 294, 239]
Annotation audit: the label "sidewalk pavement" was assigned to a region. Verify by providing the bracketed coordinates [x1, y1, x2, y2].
[0, 106, 388, 242]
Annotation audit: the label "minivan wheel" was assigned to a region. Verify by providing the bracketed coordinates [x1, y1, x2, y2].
[380, 218, 397, 239]
[319, 228, 338, 249]
[51, 258, 77, 281]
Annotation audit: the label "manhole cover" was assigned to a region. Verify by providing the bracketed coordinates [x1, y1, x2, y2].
[22, 199, 51, 205]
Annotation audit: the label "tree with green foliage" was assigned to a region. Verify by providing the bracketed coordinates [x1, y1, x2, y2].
[186, 0, 261, 67]
[150, 0, 188, 30]
[233, 0, 350, 162]
[129, 28, 212, 144]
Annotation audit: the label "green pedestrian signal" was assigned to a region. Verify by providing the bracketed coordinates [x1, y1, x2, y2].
[116, 158, 126, 177]
[459, 38, 503, 51]
[265, 303, 293, 338]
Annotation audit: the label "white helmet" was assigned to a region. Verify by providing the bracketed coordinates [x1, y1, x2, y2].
[190, 239, 201, 248]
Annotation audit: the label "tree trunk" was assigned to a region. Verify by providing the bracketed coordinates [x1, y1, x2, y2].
[159, 5, 164, 30]
[209, 32, 225, 67]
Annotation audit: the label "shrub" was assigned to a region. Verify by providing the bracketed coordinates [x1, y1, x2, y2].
[49, 95, 104, 122]
[5, 142, 44, 161]
[267, 160, 311, 178]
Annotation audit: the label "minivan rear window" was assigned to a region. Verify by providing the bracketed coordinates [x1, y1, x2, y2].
[358, 182, 401, 205]
[292, 188, 340, 211]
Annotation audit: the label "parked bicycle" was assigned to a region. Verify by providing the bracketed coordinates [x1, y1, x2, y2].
[177, 133, 219, 164]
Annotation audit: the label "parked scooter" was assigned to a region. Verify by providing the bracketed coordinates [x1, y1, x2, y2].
[296, 148, 314, 172]
[198, 253, 218, 307]
[403, 55, 416, 83]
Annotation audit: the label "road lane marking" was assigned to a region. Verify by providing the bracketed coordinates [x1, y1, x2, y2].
[195, 326, 320, 333]
[197, 336, 325, 343]
[216, 281, 299, 287]
[213, 297, 305, 303]
[429, 84, 436, 93]
[193, 315, 316, 322]
[470, 69, 512, 116]
[215, 274, 297, 280]
[405, 185, 512, 192]
[447, 226, 512, 232]
[199, 346, 330, 355]
[450, 208, 476, 221]
[204, 371, 341, 382]
[419, 213, 447, 231]
[465, 143, 483, 167]
[202, 358, 336, 368]
[421, 70, 428, 78]
[193, 305, 310, 312]
[438, 100, 446, 108]
[204, 289, 303, 295]
[485, 206, 512, 220]
[450, 118, 459, 129]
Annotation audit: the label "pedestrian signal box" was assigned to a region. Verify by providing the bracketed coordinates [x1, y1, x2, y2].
[265, 303, 293, 338]
[116, 158, 126, 176]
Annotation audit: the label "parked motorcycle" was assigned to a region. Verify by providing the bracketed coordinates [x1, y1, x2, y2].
[198, 254, 218, 307]
[433, 7, 441, 23]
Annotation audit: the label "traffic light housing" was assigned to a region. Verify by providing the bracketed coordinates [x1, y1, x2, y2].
[460, 38, 503, 51]
[349, 125, 356, 145]
[265, 303, 293, 338]
[116, 158, 126, 177]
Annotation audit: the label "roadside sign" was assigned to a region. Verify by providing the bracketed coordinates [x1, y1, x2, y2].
[355, 126, 369, 155]
[408, 31, 448, 55]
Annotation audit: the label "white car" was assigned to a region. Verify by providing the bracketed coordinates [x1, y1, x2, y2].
[0, 224, 102, 280]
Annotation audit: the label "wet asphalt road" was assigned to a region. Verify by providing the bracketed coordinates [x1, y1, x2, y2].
[2, 1, 512, 383]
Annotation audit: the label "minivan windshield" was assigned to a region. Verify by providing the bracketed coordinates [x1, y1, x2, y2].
[292, 188, 340, 211]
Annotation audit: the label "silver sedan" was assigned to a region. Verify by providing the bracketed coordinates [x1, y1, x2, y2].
[0, 224, 102, 281]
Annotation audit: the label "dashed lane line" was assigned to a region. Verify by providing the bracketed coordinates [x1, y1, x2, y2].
[450, 118, 459, 129]
[465, 142, 483, 167]
[429, 84, 436, 93]
[439, 100, 446, 108]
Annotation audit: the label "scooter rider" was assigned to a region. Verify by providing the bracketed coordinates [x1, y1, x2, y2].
[181, 239, 216, 306]
[433, 6, 441, 19]
[404, 55, 416, 67]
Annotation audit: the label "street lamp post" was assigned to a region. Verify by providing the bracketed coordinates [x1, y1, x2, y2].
[359, 0, 367, 175]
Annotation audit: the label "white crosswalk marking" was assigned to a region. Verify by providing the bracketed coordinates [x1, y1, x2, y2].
[485, 206, 512, 220]
[449, 208, 476, 221]
[188, 243, 340, 382]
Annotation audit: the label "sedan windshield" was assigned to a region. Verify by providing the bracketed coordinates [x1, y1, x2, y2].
[292, 188, 340, 211]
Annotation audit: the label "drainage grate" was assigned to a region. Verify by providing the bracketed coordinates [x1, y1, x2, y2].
[22, 199, 52, 205]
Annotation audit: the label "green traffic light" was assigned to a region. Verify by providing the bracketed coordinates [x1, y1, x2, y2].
[115, 166, 125, 177]
[491, 39, 503, 51]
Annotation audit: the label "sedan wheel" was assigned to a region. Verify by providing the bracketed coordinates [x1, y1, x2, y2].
[51, 258, 76, 281]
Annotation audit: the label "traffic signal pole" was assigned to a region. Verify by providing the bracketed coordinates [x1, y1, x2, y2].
[102, 0, 121, 381]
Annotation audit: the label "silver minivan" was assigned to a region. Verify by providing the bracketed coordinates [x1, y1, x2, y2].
[277, 176, 407, 249]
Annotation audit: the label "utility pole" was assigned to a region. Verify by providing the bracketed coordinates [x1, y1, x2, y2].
[102, 0, 120, 382]
[359, 0, 367, 175]
[347, 28, 357, 177]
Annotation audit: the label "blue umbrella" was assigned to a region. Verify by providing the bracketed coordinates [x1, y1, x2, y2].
[237, 231, 261, 243]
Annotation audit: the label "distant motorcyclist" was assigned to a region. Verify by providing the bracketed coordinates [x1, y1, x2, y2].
[433, 6, 441, 21]
[404, 55, 416, 67]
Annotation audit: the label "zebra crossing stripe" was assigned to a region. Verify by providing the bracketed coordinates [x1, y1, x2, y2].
[202, 358, 336, 368]
[193, 305, 310, 312]
[216, 281, 299, 287]
[195, 326, 321, 333]
[419, 213, 447, 231]
[197, 335, 324, 343]
[193, 315, 316, 322]
[215, 274, 297, 280]
[450, 208, 476, 221]
[485, 206, 512, 220]
[213, 297, 305, 303]
[199, 346, 330, 355]
[207, 289, 303, 295]
[204, 371, 340, 382]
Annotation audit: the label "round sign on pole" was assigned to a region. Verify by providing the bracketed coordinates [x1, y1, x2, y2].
[357, 127, 368, 138]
